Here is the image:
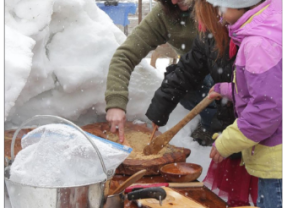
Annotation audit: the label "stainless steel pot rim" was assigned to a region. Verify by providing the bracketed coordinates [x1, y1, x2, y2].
[4, 173, 107, 189]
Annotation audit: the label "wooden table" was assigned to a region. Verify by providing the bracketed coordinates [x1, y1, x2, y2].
[110, 175, 227, 208]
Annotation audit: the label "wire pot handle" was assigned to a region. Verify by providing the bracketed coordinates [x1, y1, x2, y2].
[10, 115, 114, 179]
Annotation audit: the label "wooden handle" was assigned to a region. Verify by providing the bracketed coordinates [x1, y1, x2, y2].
[104, 180, 111, 197]
[111, 169, 147, 195]
[166, 96, 214, 137]
[169, 182, 204, 188]
[148, 125, 158, 144]
[144, 97, 214, 155]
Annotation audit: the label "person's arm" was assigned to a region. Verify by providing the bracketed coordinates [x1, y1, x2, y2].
[105, 3, 169, 112]
[214, 38, 282, 158]
[146, 35, 210, 126]
[105, 4, 170, 142]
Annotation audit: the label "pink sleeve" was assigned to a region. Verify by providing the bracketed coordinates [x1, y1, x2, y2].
[214, 83, 233, 102]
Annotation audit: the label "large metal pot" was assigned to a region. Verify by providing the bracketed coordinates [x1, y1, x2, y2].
[5, 115, 114, 208]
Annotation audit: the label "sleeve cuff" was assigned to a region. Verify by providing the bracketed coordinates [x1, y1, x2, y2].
[214, 83, 233, 101]
[105, 95, 128, 112]
[215, 138, 232, 158]
[214, 84, 221, 94]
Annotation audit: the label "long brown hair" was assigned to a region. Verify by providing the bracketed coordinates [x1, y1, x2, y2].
[192, 0, 229, 57]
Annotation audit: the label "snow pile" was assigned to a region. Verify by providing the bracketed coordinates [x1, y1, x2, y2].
[10, 124, 131, 186]
[5, 26, 35, 120]
[5, 0, 161, 128]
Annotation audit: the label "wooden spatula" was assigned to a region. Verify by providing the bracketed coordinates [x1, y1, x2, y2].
[148, 124, 158, 144]
[111, 169, 147, 195]
[143, 96, 214, 155]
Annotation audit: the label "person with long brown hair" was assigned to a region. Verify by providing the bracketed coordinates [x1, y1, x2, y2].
[193, 0, 229, 57]
[146, 0, 258, 206]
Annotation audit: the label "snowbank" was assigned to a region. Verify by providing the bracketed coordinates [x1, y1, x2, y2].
[5, 0, 132, 127]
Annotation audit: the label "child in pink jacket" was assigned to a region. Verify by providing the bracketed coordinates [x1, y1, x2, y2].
[206, 0, 282, 207]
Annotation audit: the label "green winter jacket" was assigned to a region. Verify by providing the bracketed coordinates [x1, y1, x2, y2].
[105, 3, 197, 112]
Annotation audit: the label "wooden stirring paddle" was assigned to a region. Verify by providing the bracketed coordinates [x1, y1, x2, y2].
[148, 123, 158, 145]
[111, 169, 147, 195]
[143, 96, 215, 155]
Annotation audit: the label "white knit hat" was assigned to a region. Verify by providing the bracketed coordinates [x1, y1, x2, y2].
[206, 0, 262, 9]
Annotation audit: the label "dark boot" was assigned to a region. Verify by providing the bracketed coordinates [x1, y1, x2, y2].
[191, 122, 214, 146]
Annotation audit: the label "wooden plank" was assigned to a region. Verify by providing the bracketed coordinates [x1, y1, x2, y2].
[109, 175, 228, 208]
[137, 187, 206, 208]
[174, 187, 227, 208]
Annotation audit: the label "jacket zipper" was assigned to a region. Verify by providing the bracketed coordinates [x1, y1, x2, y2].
[231, 65, 238, 118]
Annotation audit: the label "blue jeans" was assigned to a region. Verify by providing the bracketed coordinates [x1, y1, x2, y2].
[179, 74, 217, 130]
[257, 178, 282, 208]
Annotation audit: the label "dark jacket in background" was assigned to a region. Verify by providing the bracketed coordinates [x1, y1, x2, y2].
[146, 32, 236, 132]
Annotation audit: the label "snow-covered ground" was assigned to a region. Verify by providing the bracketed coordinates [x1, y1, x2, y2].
[4, 0, 212, 207]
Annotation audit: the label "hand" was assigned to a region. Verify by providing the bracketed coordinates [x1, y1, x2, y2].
[208, 86, 222, 100]
[210, 146, 224, 163]
[106, 108, 126, 143]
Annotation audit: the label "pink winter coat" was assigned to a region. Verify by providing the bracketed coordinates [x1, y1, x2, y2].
[214, 0, 282, 179]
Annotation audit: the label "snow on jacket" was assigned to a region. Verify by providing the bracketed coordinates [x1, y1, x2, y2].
[214, 0, 282, 179]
